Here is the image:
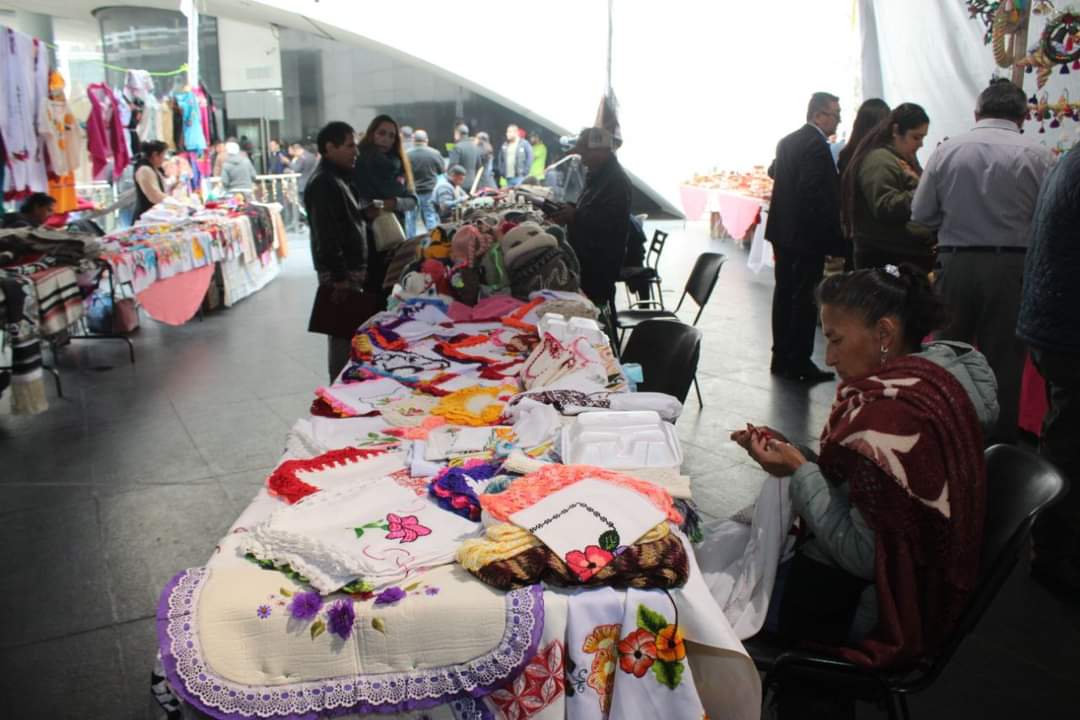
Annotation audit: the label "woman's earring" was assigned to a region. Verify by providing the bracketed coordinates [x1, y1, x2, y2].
[880, 345, 889, 366]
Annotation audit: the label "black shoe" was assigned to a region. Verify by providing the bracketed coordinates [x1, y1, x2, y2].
[788, 363, 835, 383]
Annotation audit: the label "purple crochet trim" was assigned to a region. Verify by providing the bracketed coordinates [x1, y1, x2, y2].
[156, 568, 543, 719]
[428, 463, 501, 521]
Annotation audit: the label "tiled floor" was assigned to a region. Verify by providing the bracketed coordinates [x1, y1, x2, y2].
[0, 222, 1075, 718]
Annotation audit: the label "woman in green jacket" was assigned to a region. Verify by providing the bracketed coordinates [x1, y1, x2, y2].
[841, 103, 936, 273]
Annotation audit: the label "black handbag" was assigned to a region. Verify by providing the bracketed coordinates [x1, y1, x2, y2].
[307, 284, 379, 338]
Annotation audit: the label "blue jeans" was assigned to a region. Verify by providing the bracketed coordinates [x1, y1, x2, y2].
[404, 207, 418, 239]
[417, 192, 439, 233]
[507, 176, 526, 187]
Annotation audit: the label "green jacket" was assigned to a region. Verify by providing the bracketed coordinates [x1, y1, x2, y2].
[529, 143, 548, 179]
[853, 147, 935, 264]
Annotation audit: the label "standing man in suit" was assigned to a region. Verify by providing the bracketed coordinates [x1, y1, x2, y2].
[766, 91, 846, 382]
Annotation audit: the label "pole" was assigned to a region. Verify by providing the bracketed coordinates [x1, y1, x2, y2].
[180, 0, 199, 88]
[606, 0, 614, 93]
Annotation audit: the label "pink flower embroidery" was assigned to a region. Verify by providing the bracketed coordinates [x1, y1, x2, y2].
[564, 545, 614, 581]
[384, 513, 432, 543]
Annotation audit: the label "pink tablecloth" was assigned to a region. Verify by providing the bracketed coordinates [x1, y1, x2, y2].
[1019, 353, 1049, 437]
[679, 186, 767, 240]
[136, 264, 214, 326]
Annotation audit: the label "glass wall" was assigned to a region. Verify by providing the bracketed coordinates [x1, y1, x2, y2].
[277, 27, 563, 160]
[93, 6, 222, 103]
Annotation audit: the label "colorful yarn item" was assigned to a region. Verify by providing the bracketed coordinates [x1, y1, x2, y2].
[266, 446, 398, 504]
[431, 385, 517, 426]
[480, 464, 683, 525]
[428, 461, 502, 520]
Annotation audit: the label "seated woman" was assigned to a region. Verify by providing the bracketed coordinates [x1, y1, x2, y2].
[732, 264, 997, 669]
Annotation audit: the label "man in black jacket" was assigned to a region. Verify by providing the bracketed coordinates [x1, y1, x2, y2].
[447, 125, 484, 193]
[766, 91, 845, 382]
[547, 127, 630, 312]
[1017, 147, 1080, 598]
[305, 121, 367, 380]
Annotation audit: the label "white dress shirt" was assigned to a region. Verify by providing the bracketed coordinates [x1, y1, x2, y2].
[911, 118, 1054, 248]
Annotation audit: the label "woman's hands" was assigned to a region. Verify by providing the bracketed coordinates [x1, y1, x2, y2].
[730, 423, 806, 477]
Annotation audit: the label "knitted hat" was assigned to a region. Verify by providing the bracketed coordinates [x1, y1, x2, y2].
[501, 222, 557, 268]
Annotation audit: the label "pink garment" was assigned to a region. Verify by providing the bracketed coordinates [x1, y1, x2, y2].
[136, 264, 213, 326]
[85, 83, 130, 180]
[1019, 353, 1049, 437]
[194, 87, 211, 147]
[447, 294, 525, 322]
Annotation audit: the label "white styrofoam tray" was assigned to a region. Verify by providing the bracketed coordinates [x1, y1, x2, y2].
[560, 410, 683, 469]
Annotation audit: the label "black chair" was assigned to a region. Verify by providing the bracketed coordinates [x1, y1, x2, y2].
[619, 228, 668, 310]
[744, 444, 1067, 720]
[620, 319, 703, 407]
[615, 252, 726, 344]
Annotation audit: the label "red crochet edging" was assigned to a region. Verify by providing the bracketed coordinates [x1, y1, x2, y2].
[267, 446, 396, 504]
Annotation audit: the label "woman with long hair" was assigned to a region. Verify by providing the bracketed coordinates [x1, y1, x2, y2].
[840, 103, 935, 272]
[352, 114, 418, 304]
[836, 98, 890, 176]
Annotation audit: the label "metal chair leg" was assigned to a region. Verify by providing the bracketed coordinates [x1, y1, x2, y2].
[897, 694, 911, 720]
[693, 374, 703, 408]
[45, 364, 62, 398]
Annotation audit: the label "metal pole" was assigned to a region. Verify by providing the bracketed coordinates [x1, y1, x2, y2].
[606, 0, 614, 93]
[181, 0, 199, 88]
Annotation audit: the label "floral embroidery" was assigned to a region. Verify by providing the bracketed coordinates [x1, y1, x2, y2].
[564, 655, 588, 698]
[655, 624, 687, 662]
[489, 640, 565, 720]
[424, 586, 440, 596]
[353, 513, 432, 543]
[564, 545, 614, 581]
[327, 599, 356, 640]
[617, 629, 657, 677]
[374, 586, 406, 606]
[256, 604, 271, 620]
[287, 591, 323, 621]
[385, 513, 432, 542]
[617, 605, 687, 690]
[581, 624, 620, 713]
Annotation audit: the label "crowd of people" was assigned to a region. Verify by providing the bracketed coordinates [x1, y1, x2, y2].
[730, 77, 1079, 716]
[301, 114, 632, 381]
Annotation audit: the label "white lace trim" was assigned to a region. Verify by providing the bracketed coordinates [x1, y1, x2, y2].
[164, 568, 541, 718]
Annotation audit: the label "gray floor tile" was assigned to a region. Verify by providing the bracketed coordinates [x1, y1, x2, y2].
[0, 498, 114, 647]
[87, 412, 214, 486]
[100, 483, 239, 623]
[177, 400, 290, 474]
[0, 625, 129, 719]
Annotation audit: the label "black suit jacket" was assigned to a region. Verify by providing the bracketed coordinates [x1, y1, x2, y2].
[765, 124, 845, 257]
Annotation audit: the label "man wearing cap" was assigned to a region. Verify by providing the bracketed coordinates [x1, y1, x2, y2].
[406, 129, 446, 235]
[448, 125, 484, 193]
[434, 165, 469, 221]
[546, 127, 630, 312]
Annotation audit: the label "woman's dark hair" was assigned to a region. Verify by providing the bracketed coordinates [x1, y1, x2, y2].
[358, 114, 415, 191]
[140, 140, 168, 157]
[19, 192, 55, 215]
[816, 264, 947, 351]
[840, 102, 930, 237]
[316, 121, 354, 155]
[837, 98, 890, 175]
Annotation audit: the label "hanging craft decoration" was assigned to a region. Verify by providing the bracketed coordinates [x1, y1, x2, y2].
[993, 0, 1031, 69]
[1040, 6, 1080, 73]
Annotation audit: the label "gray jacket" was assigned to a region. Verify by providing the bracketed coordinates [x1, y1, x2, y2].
[790, 341, 998, 638]
[221, 153, 258, 192]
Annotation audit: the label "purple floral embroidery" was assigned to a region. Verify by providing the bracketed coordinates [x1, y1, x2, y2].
[288, 591, 323, 621]
[374, 586, 406, 606]
[256, 604, 272, 620]
[327, 600, 356, 640]
[424, 587, 441, 596]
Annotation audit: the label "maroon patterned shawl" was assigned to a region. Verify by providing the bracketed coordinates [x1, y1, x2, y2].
[817, 355, 986, 668]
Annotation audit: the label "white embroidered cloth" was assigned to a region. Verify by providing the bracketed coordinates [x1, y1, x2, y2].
[241, 478, 481, 593]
